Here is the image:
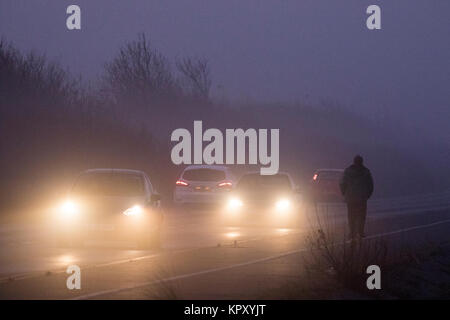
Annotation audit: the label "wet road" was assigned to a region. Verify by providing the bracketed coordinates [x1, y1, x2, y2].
[0, 191, 449, 298]
[0, 208, 305, 279]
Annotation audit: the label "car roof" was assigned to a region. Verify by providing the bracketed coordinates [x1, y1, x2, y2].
[241, 171, 292, 177]
[82, 168, 146, 176]
[238, 171, 296, 187]
[315, 168, 344, 173]
[183, 165, 229, 171]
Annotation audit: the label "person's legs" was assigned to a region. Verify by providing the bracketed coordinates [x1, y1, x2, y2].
[347, 202, 357, 240]
[355, 201, 367, 238]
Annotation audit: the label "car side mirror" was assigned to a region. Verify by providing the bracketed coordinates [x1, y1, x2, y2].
[150, 193, 161, 202]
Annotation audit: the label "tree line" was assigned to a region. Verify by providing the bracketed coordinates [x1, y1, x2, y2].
[0, 35, 445, 214]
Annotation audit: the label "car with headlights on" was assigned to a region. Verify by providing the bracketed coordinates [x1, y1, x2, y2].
[53, 168, 163, 248]
[222, 172, 302, 226]
[173, 165, 235, 208]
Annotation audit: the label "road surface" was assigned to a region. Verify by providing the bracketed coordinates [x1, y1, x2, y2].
[0, 191, 449, 299]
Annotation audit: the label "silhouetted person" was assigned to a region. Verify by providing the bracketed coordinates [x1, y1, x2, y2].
[340, 155, 374, 242]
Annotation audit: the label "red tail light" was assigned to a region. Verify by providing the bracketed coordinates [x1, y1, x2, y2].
[217, 181, 233, 188]
[313, 174, 318, 181]
[176, 180, 189, 186]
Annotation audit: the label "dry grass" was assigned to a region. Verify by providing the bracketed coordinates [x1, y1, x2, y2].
[142, 264, 181, 300]
[297, 202, 389, 296]
[303, 228, 388, 294]
[288, 203, 450, 299]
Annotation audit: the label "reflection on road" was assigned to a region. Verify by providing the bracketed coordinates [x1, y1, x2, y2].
[1, 192, 450, 280]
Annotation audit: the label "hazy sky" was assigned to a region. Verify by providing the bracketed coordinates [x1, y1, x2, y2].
[1, 1, 449, 128]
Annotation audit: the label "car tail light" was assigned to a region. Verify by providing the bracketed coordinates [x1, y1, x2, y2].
[176, 180, 189, 186]
[217, 181, 233, 189]
[313, 174, 318, 181]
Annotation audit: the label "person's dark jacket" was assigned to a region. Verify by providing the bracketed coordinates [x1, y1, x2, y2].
[340, 164, 374, 202]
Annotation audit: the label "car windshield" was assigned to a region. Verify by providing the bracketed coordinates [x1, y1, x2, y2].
[182, 169, 226, 181]
[317, 171, 343, 180]
[237, 174, 292, 191]
[72, 173, 145, 197]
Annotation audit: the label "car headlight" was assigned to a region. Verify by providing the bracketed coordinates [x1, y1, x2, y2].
[228, 197, 243, 210]
[123, 205, 143, 217]
[59, 200, 79, 218]
[275, 199, 291, 211]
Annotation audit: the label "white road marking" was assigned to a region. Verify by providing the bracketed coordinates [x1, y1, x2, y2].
[365, 218, 450, 239]
[0, 249, 186, 283]
[0, 229, 304, 283]
[1, 203, 447, 283]
[71, 217, 450, 300]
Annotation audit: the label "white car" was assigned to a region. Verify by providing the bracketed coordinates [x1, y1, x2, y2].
[173, 165, 235, 206]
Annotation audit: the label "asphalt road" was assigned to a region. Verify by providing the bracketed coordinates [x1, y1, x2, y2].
[0, 191, 449, 299]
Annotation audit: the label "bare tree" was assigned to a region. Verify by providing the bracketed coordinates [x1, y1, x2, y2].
[176, 56, 212, 100]
[0, 39, 78, 110]
[103, 34, 178, 107]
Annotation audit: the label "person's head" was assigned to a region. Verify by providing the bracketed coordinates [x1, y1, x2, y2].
[353, 155, 363, 166]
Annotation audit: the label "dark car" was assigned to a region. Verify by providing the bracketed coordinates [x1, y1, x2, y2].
[53, 168, 163, 248]
[308, 169, 344, 203]
[221, 172, 302, 226]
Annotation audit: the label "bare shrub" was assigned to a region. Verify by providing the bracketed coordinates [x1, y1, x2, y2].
[176, 56, 212, 100]
[142, 265, 180, 300]
[302, 203, 389, 294]
[103, 33, 178, 108]
[305, 230, 388, 292]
